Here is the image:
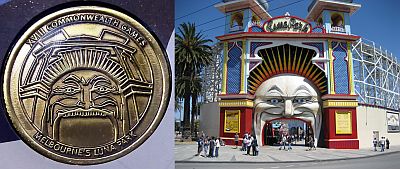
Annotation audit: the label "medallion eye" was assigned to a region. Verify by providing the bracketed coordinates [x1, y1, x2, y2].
[53, 86, 80, 95]
[93, 85, 115, 95]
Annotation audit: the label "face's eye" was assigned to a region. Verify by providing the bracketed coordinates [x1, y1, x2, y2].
[93, 85, 115, 95]
[267, 98, 283, 104]
[293, 98, 310, 104]
[65, 87, 77, 94]
[53, 86, 80, 95]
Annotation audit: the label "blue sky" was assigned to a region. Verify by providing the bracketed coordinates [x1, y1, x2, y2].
[175, 0, 400, 121]
[176, 0, 400, 56]
[0, 0, 9, 5]
[1, 0, 398, 53]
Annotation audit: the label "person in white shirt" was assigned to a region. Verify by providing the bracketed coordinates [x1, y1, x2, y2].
[242, 133, 248, 151]
[215, 138, 221, 157]
[380, 137, 386, 152]
[247, 135, 254, 155]
[282, 135, 287, 150]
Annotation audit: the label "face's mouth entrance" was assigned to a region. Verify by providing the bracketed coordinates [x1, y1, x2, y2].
[263, 117, 314, 146]
[53, 108, 118, 147]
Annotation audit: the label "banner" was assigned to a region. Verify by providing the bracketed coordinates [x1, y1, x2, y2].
[387, 112, 399, 132]
[224, 110, 240, 133]
[335, 111, 352, 134]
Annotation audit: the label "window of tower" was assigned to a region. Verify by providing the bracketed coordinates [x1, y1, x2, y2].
[331, 13, 345, 33]
[230, 12, 244, 32]
[331, 13, 344, 27]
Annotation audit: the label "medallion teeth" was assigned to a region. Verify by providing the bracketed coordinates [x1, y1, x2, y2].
[62, 111, 109, 117]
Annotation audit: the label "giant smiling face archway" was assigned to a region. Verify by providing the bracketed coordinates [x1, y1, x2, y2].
[248, 44, 328, 147]
[253, 74, 322, 147]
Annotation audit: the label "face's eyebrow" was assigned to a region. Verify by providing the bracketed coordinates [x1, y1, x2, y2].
[90, 75, 111, 86]
[293, 85, 312, 95]
[62, 74, 81, 84]
[267, 85, 284, 95]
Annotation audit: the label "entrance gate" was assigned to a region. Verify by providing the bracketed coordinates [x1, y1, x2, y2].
[263, 118, 312, 146]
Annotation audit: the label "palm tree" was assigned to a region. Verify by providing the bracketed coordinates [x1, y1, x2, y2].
[175, 22, 212, 138]
[189, 74, 202, 136]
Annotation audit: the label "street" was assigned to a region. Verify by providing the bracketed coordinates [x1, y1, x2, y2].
[176, 151, 400, 169]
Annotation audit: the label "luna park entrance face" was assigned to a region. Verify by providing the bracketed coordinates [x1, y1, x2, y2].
[263, 118, 313, 146]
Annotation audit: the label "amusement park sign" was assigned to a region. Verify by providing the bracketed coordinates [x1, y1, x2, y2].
[263, 16, 312, 33]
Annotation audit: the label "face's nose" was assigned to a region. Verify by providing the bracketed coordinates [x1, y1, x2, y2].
[283, 99, 294, 117]
[77, 86, 91, 109]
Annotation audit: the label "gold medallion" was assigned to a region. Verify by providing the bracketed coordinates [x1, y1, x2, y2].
[3, 5, 171, 165]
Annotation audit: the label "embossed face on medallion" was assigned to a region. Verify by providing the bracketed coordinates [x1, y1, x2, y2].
[46, 71, 122, 147]
[4, 6, 170, 164]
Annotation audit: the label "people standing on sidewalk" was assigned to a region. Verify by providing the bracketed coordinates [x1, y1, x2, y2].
[197, 137, 203, 156]
[373, 138, 378, 151]
[287, 134, 292, 150]
[255, 139, 259, 156]
[311, 136, 316, 150]
[246, 135, 253, 155]
[242, 133, 248, 151]
[386, 138, 390, 149]
[380, 137, 385, 152]
[208, 137, 215, 157]
[308, 135, 315, 151]
[252, 137, 258, 156]
[292, 135, 296, 145]
[203, 136, 209, 157]
[280, 135, 287, 150]
[234, 133, 239, 149]
[215, 137, 220, 157]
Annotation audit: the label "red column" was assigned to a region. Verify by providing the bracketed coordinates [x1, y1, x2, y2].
[219, 107, 253, 145]
[322, 95, 359, 149]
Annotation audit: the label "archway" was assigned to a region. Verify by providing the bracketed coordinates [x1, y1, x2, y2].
[262, 117, 312, 146]
[248, 44, 327, 148]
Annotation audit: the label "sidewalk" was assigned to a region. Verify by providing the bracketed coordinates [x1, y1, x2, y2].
[175, 142, 400, 163]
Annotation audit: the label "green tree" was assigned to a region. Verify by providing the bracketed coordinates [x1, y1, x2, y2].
[175, 22, 212, 138]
